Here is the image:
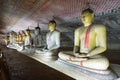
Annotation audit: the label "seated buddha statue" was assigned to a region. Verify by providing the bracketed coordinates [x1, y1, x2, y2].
[36, 20, 60, 60]
[21, 30, 26, 44]
[7, 31, 17, 48]
[6, 31, 22, 50]
[58, 8, 109, 70]
[24, 29, 32, 49]
[14, 31, 27, 51]
[33, 26, 43, 48]
[18, 32, 23, 44]
[15, 34, 19, 43]
[4, 35, 9, 46]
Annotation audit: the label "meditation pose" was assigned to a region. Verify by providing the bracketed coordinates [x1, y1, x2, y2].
[59, 8, 109, 70]
[21, 30, 26, 44]
[15, 32, 25, 51]
[33, 27, 43, 48]
[7, 31, 23, 51]
[24, 29, 32, 49]
[4, 35, 9, 46]
[18, 32, 23, 44]
[36, 20, 60, 60]
[15, 34, 19, 43]
[7, 31, 17, 48]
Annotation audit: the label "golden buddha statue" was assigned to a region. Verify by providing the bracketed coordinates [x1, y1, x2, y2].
[18, 33, 22, 43]
[59, 8, 109, 70]
[16, 34, 19, 43]
[20, 31, 26, 44]
[3, 35, 9, 46]
[7, 31, 18, 48]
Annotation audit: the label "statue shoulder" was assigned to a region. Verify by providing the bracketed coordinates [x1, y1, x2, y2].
[54, 30, 60, 34]
[46, 31, 50, 36]
[93, 24, 106, 28]
[93, 24, 106, 32]
[75, 26, 84, 32]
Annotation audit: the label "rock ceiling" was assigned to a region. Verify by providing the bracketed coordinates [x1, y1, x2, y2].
[0, 0, 120, 33]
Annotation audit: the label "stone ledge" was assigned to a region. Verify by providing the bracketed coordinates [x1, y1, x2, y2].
[19, 51, 120, 80]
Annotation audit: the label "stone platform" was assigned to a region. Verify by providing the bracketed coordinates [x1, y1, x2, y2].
[57, 59, 118, 80]
[19, 50, 120, 80]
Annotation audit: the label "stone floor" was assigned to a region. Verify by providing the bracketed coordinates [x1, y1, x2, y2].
[1, 46, 74, 80]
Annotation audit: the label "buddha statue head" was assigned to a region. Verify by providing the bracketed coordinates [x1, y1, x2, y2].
[81, 8, 94, 26]
[48, 20, 56, 32]
[35, 27, 41, 35]
[25, 29, 30, 36]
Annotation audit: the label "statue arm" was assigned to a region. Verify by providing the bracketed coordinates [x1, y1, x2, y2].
[73, 29, 80, 53]
[55, 32, 60, 48]
[40, 35, 43, 45]
[29, 35, 32, 45]
[87, 26, 107, 57]
[44, 33, 48, 49]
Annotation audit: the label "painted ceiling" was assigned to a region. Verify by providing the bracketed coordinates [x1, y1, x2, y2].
[0, 0, 120, 33]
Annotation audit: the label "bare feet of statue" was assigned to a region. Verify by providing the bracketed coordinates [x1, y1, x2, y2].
[72, 57, 88, 61]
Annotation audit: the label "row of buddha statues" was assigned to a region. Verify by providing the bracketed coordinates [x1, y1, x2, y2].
[4, 8, 110, 71]
[4, 26, 42, 50]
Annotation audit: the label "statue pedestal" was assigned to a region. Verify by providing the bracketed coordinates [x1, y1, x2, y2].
[35, 49, 45, 54]
[57, 59, 118, 80]
[19, 48, 35, 55]
[18, 51, 120, 80]
[35, 49, 58, 61]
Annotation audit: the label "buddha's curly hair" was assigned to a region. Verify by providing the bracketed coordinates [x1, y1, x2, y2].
[82, 8, 94, 14]
[49, 20, 56, 27]
[25, 29, 30, 34]
[35, 27, 40, 30]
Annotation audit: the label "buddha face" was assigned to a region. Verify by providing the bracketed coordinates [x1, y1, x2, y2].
[25, 30, 30, 36]
[81, 11, 94, 25]
[48, 22, 56, 32]
[35, 29, 39, 35]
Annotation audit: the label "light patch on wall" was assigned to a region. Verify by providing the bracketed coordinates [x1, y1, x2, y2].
[10, 19, 48, 32]
[10, 19, 37, 32]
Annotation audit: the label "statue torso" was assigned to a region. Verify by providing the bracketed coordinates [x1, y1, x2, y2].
[46, 30, 60, 50]
[24, 36, 31, 46]
[78, 24, 101, 53]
